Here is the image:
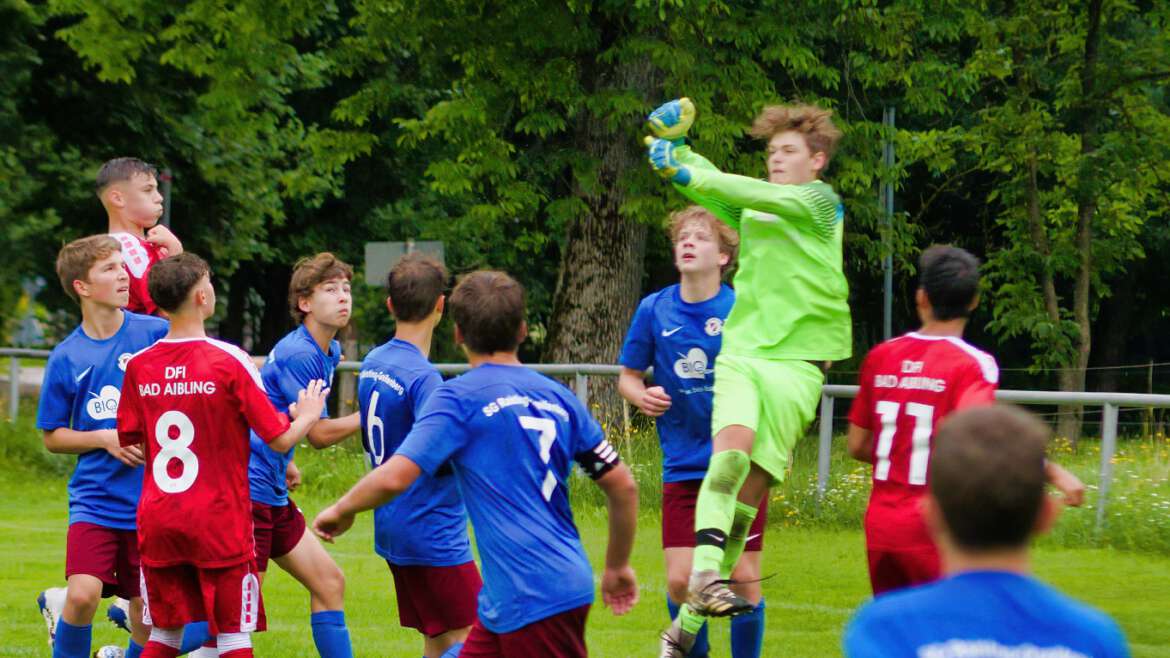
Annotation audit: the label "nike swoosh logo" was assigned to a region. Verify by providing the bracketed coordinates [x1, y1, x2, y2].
[75, 367, 92, 383]
[661, 327, 683, 337]
[746, 533, 761, 543]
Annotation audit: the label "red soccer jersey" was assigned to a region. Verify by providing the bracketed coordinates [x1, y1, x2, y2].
[110, 232, 164, 316]
[117, 337, 290, 568]
[848, 332, 998, 550]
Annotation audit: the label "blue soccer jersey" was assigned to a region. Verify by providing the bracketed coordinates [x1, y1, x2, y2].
[248, 324, 340, 506]
[357, 339, 473, 567]
[844, 571, 1130, 658]
[618, 283, 734, 482]
[395, 364, 613, 633]
[36, 311, 169, 529]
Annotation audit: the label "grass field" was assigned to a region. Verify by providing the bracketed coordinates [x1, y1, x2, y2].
[2, 407, 1170, 657]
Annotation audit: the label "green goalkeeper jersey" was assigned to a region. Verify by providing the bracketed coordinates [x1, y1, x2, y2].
[673, 146, 852, 361]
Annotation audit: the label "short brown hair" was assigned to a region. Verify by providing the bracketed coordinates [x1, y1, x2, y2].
[930, 405, 1049, 550]
[388, 254, 449, 322]
[95, 157, 158, 194]
[148, 252, 210, 313]
[668, 206, 739, 274]
[749, 103, 843, 164]
[288, 252, 354, 323]
[449, 270, 525, 354]
[56, 235, 122, 303]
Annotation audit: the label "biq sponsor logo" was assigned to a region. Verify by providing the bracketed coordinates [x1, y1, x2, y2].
[674, 348, 712, 380]
[86, 386, 121, 421]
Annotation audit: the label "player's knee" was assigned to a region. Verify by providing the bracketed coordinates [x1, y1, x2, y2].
[316, 562, 346, 601]
[63, 585, 100, 619]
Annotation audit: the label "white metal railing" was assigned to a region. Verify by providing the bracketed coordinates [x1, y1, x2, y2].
[5, 349, 1169, 532]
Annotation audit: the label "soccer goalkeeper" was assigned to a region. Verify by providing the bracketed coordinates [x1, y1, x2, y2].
[645, 98, 851, 657]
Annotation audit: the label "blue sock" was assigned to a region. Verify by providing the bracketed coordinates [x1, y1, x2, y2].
[125, 640, 144, 658]
[311, 610, 353, 658]
[52, 619, 91, 658]
[667, 596, 709, 657]
[730, 598, 766, 658]
[439, 643, 464, 658]
[178, 621, 211, 654]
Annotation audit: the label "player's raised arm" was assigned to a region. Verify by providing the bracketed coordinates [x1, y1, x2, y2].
[312, 454, 424, 542]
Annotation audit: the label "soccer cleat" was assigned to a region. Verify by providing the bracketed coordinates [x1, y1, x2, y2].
[93, 646, 125, 658]
[106, 597, 131, 632]
[658, 618, 697, 658]
[686, 570, 754, 618]
[37, 586, 67, 646]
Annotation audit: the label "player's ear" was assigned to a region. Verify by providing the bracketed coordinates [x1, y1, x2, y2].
[915, 288, 929, 311]
[453, 323, 465, 346]
[967, 293, 980, 312]
[72, 278, 89, 300]
[385, 296, 395, 318]
[718, 251, 730, 269]
[517, 320, 528, 345]
[921, 495, 948, 542]
[810, 151, 828, 176]
[1032, 494, 1063, 536]
[297, 295, 312, 317]
[434, 294, 445, 317]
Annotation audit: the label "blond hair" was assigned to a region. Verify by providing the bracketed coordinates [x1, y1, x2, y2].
[750, 103, 843, 164]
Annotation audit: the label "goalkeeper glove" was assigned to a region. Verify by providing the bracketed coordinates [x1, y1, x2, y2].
[644, 136, 692, 186]
[646, 98, 695, 143]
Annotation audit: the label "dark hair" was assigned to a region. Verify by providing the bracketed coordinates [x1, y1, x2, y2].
[149, 253, 210, 313]
[288, 252, 353, 323]
[919, 245, 981, 321]
[387, 254, 448, 323]
[56, 235, 122, 304]
[930, 405, 1049, 550]
[449, 270, 525, 354]
[95, 157, 158, 194]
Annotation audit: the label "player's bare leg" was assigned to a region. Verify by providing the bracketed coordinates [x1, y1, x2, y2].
[424, 626, 472, 658]
[61, 574, 103, 626]
[128, 596, 152, 648]
[271, 531, 345, 611]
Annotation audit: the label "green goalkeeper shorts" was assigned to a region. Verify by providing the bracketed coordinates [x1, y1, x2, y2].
[711, 354, 824, 483]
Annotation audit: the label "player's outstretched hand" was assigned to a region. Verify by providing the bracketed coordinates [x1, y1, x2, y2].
[312, 504, 355, 543]
[103, 430, 145, 467]
[290, 379, 330, 421]
[647, 98, 695, 143]
[644, 137, 692, 186]
[636, 385, 672, 417]
[601, 565, 639, 616]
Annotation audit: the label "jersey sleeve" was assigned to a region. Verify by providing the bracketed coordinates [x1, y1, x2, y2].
[116, 364, 146, 447]
[848, 351, 876, 430]
[233, 359, 291, 443]
[409, 370, 443, 418]
[394, 385, 470, 476]
[570, 397, 620, 480]
[951, 358, 998, 411]
[617, 296, 655, 371]
[275, 352, 331, 419]
[672, 146, 744, 231]
[35, 351, 76, 431]
[676, 146, 841, 239]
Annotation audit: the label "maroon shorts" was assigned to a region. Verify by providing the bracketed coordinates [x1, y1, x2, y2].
[65, 522, 140, 599]
[867, 546, 941, 595]
[459, 604, 590, 658]
[661, 480, 768, 550]
[141, 560, 265, 634]
[388, 561, 482, 636]
[252, 500, 306, 572]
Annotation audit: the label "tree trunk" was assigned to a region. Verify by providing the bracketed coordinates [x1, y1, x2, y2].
[1057, 0, 1104, 446]
[544, 62, 653, 425]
